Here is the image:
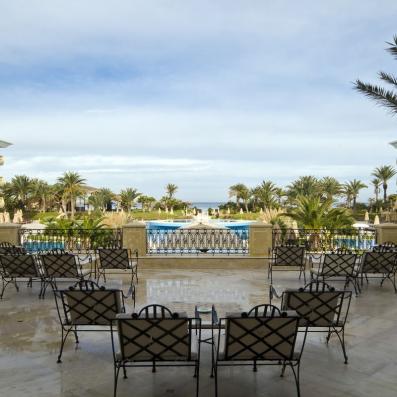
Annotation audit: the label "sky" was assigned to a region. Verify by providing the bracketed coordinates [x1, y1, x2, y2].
[1, 1, 397, 202]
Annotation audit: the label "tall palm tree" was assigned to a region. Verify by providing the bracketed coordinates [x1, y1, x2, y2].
[7, 175, 32, 209]
[31, 178, 53, 212]
[228, 183, 250, 210]
[343, 179, 368, 209]
[320, 177, 342, 201]
[252, 180, 278, 211]
[287, 176, 320, 200]
[354, 36, 397, 115]
[120, 188, 141, 212]
[371, 178, 381, 202]
[372, 165, 397, 202]
[57, 171, 86, 219]
[165, 183, 178, 199]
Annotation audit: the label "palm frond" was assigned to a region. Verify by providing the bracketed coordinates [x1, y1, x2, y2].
[379, 71, 397, 88]
[354, 80, 397, 114]
[386, 35, 397, 60]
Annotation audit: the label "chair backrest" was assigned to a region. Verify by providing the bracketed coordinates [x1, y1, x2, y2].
[116, 306, 192, 361]
[362, 251, 397, 274]
[41, 254, 80, 278]
[0, 245, 26, 255]
[98, 248, 130, 270]
[58, 284, 123, 326]
[319, 253, 357, 276]
[281, 282, 351, 327]
[274, 246, 305, 267]
[221, 310, 299, 361]
[0, 254, 40, 278]
[373, 241, 397, 253]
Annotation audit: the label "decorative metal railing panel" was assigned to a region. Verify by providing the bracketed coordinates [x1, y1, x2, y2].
[147, 227, 249, 255]
[19, 228, 122, 253]
[272, 228, 376, 253]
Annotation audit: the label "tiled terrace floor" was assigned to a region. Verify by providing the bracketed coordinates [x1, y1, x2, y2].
[1, 264, 397, 397]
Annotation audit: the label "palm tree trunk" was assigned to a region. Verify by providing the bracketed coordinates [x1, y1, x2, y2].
[383, 183, 387, 202]
[70, 195, 75, 219]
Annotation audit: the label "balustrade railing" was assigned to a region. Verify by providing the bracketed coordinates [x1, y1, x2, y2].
[272, 228, 376, 252]
[147, 227, 249, 255]
[19, 228, 122, 253]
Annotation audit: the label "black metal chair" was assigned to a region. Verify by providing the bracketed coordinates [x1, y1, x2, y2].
[54, 280, 126, 363]
[97, 248, 138, 289]
[310, 253, 360, 295]
[0, 254, 44, 298]
[280, 281, 352, 364]
[213, 304, 307, 397]
[268, 246, 307, 284]
[40, 253, 92, 297]
[111, 304, 201, 397]
[360, 251, 397, 293]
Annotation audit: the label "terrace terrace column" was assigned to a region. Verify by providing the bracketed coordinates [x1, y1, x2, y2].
[0, 223, 22, 246]
[249, 222, 273, 257]
[123, 222, 147, 257]
[374, 223, 397, 245]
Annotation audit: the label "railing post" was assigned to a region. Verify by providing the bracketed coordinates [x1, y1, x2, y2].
[374, 223, 397, 245]
[122, 222, 147, 256]
[249, 223, 273, 257]
[0, 223, 22, 246]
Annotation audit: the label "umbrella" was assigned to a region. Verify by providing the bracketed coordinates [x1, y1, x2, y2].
[3, 211, 10, 223]
[0, 213, 4, 223]
[240, 208, 244, 214]
[373, 215, 380, 225]
[170, 208, 174, 215]
[364, 211, 369, 222]
[158, 208, 162, 214]
[227, 207, 231, 215]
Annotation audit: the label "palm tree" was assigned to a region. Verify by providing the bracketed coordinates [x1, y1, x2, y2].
[31, 178, 53, 212]
[228, 183, 250, 211]
[88, 188, 114, 212]
[252, 181, 278, 211]
[354, 35, 397, 115]
[343, 180, 368, 209]
[137, 195, 156, 212]
[120, 188, 141, 212]
[287, 176, 320, 200]
[6, 175, 32, 209]
[320, 177, 342, 201]
[57, 171, 86, 219]
[285, 195, 353, 229]
[372, 165, 397, 202]
[165, 183, 178, 199]
[371, 178, 381, 202]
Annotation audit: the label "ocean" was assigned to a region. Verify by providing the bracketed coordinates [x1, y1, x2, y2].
[190, 202, 224, 211]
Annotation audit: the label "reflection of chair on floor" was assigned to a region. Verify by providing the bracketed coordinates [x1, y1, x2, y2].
[372, 241, 397, 253]
[0, 254, 44, 298]
[268, 246, 307, 283]
[360, 251, 397, 293]
[54, 280, 126, 363]
[40, 253, 92, 297]
[280, 281, 352, 364]
[111, 304, 201, 397]
[97, 249, 138, 287]
[213, 304, 307, 397]
[310, 253, 360, 295]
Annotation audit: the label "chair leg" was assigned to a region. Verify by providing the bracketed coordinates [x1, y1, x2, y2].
[280, 361, 287, 377]
[122, 364, 127, 379]
[152, 360, 156, 373]
[214, 364, 219, 397]
[114, 364, 121, 397]
[253, 359, 257, 372]
[291, 362, 301, 397]
[334, 327, 348, 364]
[73, 325, 79, 344]
[57, 327, 72, 363]
[195, 362, 200, 397]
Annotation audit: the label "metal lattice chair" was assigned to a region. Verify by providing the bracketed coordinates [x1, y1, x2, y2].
[213, 304, 307, 397]
[0, 244, 26, 255]
[40, 253, 92, 297]
[54, 280, 126, 363]
[97, 248, 138, 288]
[280, 281, 352, 363]
[0, 254, 44, 298]
[111, 304, 201, 397]
[360, 251, 397, 293]
[310, 253, 360, 295]
[268, 246, 307, 284]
